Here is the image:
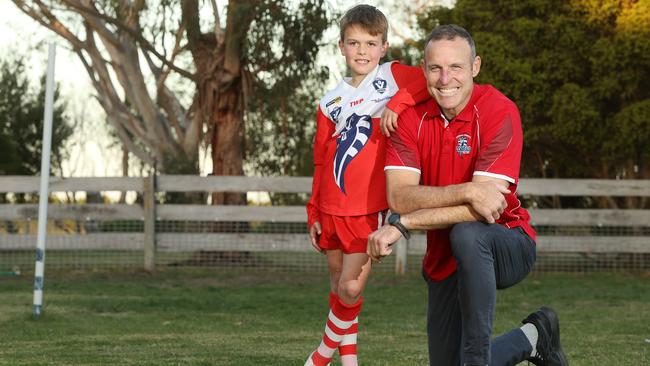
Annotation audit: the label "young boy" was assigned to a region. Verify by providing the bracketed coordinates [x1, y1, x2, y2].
[304, 5, 429, 366]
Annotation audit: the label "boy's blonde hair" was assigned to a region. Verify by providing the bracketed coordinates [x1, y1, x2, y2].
[339, 4, 388, 43]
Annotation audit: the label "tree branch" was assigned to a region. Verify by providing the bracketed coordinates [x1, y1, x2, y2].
[12, 0, 85, 50]
[210, 0, 225, 44]
[59, 0, 194, 79]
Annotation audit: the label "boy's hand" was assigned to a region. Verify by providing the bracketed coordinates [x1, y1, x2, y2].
[380, 108, 399, 137]
[308, 222, 324, 253]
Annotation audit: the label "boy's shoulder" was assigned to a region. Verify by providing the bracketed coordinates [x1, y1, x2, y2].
[318, 80, 348, 121]
[318, 61, 400, 107]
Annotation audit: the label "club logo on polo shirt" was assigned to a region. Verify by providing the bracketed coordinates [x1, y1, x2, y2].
[456, 134, 471, 156]
[372, 78, 387, 94]
[333, 113, 372, 194]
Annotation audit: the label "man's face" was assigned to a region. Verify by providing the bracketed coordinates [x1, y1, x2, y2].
[422, 37, 481, 119]
[339, 24, 388, 86]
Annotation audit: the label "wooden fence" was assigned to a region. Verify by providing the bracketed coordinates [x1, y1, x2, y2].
[0, 176, 649, 273]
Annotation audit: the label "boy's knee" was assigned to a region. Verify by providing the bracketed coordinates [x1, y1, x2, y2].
[338, 281, 362, 303]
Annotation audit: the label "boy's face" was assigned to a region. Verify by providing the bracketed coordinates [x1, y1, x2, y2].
[339, 24, 388, 84]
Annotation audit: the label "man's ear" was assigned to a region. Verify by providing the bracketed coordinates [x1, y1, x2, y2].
[472, 56, 481, 78]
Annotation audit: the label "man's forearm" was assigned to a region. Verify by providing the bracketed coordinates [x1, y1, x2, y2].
[388, 182, 471, 214]
[399, 204, 482, 230]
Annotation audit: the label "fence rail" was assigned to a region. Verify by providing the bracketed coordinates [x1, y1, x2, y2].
[1, 176, 649, 273]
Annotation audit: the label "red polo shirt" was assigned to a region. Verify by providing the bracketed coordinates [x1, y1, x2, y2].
[385, 84, 536, 281]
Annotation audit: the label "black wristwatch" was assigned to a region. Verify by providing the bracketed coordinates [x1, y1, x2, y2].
[387, 213, 411, 240]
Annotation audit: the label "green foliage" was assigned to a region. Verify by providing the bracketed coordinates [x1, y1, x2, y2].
[0, 127, 20, 174]
[417, 0, 650, 188]
[0, 57, 71, 176]
[244, 0, 333, 178]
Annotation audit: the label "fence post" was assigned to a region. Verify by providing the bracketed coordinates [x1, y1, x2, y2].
[143, 174, 156, 271]
[394, 237, 408, 275]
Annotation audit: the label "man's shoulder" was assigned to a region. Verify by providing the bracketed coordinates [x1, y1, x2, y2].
[400, 98, 436, 122]
[475, 84, 519, 116]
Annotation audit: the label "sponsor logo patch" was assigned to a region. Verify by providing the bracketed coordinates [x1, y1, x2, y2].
[329, 106, 341, 122]
[373, 78, 387, 94]
[326, 96, 342, 108]
[371, 96, 391, 103]
[349, 98, 364, 107]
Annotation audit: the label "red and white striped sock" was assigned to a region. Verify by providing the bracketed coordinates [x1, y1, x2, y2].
[339, 319, 358, 366]
[329, 292, 359, 366]
[307, 296, 362, 366]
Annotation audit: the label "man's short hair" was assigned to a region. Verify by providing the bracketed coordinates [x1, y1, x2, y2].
[424, 24, 476, 60]
[339, 4, 388, 43]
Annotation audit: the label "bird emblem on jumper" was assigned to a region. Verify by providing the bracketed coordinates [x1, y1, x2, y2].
[333, 113, 372, 194]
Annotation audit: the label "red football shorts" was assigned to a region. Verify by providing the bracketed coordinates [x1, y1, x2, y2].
[318, 211, 386, 254]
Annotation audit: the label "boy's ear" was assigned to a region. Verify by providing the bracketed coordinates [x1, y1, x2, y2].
[381, 41, 389, 57]
[338, 39, 345, 55]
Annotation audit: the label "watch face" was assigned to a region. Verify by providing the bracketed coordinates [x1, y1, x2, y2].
[389, 213, 399, 225]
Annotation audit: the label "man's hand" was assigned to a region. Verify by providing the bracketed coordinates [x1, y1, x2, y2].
[464, 181, 510, 223]
[308, 222, 324, 253]
[367, 225, 402, 262]
[380, 108, 399, 137]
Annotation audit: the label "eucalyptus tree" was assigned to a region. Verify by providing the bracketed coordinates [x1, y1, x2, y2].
[11, 0, 330, 204]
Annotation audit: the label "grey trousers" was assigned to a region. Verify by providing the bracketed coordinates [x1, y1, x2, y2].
[425, 222, 536, 366]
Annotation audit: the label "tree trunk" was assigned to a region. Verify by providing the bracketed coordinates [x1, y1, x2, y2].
[119, 146, 129, 204]
[211, 86, 245, 205]
[183, 0, 252, 206]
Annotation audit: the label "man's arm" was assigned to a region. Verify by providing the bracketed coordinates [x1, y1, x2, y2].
[369, 174, 511, 261]
[386, 170, 510, 223]
[399, 175, 509, 228]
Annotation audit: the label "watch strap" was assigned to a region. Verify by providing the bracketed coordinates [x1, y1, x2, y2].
[389, 213, 411, 240]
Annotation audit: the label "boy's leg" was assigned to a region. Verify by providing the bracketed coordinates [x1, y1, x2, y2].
[327, 250, 343, 295]
[338, 252, 372, 366]
[449, 222, 536, 366]
[338, 252, 372, 303]
[334, 212, 381, 365]
[306, 292, 363, 366]
[329, 291, 359, 366]
[305, 214, 344, 366]
[307, 212, 374, 366]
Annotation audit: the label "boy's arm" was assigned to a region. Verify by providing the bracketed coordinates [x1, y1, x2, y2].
[385, 62, 430, 114]
[382, 62, 430, 136]
[306, 106, 333, 227]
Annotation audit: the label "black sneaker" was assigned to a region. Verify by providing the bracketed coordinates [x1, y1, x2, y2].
[522, 306, 569, 366]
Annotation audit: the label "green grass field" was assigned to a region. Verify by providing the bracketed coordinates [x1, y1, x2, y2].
[0, 268, 649, 365]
